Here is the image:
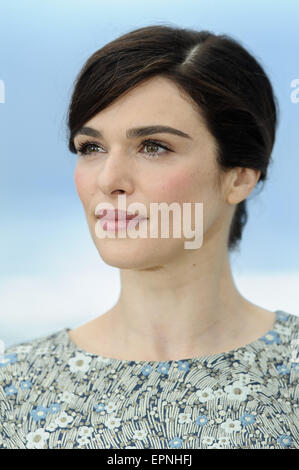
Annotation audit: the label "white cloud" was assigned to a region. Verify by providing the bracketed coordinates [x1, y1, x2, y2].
[234, 271, 299, 316]
[0, 266, 120, 347]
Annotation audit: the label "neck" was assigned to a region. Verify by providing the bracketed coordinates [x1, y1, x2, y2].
[107, 243, 250, 360]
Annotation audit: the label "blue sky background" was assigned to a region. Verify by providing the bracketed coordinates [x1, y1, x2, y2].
[0, 0, 298, 347]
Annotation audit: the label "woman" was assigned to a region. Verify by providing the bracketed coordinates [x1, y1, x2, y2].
[1, 25, 298, 449]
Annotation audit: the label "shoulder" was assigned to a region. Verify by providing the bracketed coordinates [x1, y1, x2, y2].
[2, 328, 68, 356]
[265, 310, 299, 375]
[267, 310, 299, 352]
[0, 328, 69, 380]
[274, 310, 299, 341]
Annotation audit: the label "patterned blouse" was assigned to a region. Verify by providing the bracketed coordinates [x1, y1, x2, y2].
[0, 310, 298, 449]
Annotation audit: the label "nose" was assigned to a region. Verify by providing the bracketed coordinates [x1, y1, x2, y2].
[96, 148, 134, 196]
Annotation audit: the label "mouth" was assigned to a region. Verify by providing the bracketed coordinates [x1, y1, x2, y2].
[95, 209, 147, 221]
[94, 208, 148, 232]
[99, 218, 146, 232]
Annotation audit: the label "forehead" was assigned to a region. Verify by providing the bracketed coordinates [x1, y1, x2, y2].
[85, 76, 206, 132]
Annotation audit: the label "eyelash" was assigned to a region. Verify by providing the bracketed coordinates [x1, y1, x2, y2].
[75, 139, 172, 160]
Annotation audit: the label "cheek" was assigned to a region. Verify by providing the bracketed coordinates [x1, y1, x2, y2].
[151, 169, 198, 202]
[74, 166, 91, 203]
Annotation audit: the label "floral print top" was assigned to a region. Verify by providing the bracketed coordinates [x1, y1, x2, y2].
[0, 310, 298, 449]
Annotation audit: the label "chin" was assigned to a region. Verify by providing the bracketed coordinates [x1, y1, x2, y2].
[97, 248, 156, 270]
[93, 237, 184, 270]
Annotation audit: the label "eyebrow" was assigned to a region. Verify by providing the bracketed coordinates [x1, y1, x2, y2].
[73, 125, 193, 141]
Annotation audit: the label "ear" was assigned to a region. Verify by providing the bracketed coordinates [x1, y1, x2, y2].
[226, 167, 261, 205]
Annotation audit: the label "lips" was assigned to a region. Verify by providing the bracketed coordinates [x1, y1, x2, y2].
[95, 209, 146, 221]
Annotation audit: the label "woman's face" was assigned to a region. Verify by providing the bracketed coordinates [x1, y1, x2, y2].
[73, 76, 231, 269]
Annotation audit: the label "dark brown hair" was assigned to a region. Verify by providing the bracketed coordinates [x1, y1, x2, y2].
[67, 24, 278, 252]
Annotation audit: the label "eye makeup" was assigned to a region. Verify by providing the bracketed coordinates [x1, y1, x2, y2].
[75, 139, 173, 159]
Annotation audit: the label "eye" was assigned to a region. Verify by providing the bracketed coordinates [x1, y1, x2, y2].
[75, 139, 172, 159]
[140, 139, 171, 159]
[75, 141, 103, 156]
